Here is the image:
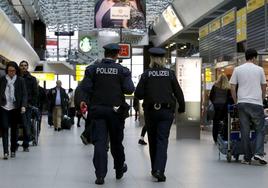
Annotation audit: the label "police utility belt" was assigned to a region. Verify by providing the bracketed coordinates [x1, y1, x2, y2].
[148, 103, 171, 110]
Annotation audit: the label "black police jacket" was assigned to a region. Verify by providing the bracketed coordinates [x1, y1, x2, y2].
[134, 68, 185, 112]
[0, 75, 28, 109]
[21, 71, 38, 106]
[80, 59, 135, 106]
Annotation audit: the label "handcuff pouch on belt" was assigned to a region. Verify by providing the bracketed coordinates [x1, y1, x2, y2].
[153, 103, 171, 110]
[153, 103, 161, 110]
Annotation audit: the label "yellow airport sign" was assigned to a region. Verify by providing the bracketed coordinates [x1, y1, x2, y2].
[205, 68, 212, 82]
[247, 0, 265, 13]
[209, 19, 221, 33]
[222, 10, 235, 27]
[199, 25, 209, 39]
[236, 7, 247, 42]
[31, 72, 55, 81]
[76, 65, 88, 81]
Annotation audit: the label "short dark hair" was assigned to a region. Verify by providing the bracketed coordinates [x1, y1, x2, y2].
[104, 49, 119, 58]
[19, 60, 29, 66]
[245, 49, 258, 61]
[5, 61, 20, 74]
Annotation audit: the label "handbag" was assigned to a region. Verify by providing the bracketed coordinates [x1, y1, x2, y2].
[207, 100, 215, 121]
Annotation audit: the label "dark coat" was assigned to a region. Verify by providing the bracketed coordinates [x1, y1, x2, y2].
[0, 75, 28, 109]
[37, 86, 47, 109]
[21, 71, 38, 106]
[48, 87, 69, 112]
[209, 85, 233, 105]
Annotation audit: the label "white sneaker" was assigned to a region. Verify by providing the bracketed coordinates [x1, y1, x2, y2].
[253, 154, 267, 165]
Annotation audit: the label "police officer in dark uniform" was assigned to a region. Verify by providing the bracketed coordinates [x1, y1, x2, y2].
[135, 47, 185, 182]
[80, 43, 135, 185]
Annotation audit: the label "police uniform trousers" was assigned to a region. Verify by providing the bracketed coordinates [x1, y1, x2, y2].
[90, 105, 125, 178]
[144, 108, 174, 173]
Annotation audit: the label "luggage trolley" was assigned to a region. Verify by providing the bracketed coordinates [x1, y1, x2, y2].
[217, 105, 256, 162]
[31, 106, 40, 146]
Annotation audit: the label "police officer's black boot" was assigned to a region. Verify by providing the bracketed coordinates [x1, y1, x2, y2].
[116, 163, 128, 179]
[95, 177, 104, 185]
[152, 170, 166, 182]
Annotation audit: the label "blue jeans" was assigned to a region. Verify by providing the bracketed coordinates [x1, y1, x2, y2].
[237, 103, 265, 160]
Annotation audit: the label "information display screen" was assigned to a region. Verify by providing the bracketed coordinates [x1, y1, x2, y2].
[162, 5, 183, 34]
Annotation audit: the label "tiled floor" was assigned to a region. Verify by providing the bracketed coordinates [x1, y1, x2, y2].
[0, 116, 268, 188]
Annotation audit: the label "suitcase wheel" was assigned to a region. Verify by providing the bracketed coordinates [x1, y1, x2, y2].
[227, 153, 232, 162]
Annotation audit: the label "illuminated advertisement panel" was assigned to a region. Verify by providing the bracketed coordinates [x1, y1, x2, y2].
[162, 5, 183, 34]
[94, 0, 146, 29]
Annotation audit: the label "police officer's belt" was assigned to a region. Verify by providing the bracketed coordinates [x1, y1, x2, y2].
[148, 103, 171, 110]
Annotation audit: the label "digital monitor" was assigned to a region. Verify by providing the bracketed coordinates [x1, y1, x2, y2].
[162, 5, 183, 34]
[94, 0, 146, 29]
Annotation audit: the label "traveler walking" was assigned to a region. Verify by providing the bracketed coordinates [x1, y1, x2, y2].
[68, 88, 75, 124]
[209, 74, 232, 142]
[230, 49, 267, 165]
[0, 61, 27, 159]
[19, 60, 38, 152]
[48, 80, 69, 131]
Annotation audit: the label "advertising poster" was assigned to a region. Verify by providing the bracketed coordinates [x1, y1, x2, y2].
[176, 58, 201, 102]
[94, 0, 146, 29]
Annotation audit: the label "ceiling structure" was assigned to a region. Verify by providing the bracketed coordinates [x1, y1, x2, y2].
[1, 0, 173, 32]
[37, 0, 172, 33]
[11, 0, 39, 21]
[0, 0, 249, 59]
[0, 0, 21, 23]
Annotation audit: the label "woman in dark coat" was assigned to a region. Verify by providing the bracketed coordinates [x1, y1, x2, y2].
[209, 74, 233, 142]
[0, 61, 27, 159]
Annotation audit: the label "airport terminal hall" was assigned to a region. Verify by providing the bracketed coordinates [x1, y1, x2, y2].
[2, 0, 268, 187]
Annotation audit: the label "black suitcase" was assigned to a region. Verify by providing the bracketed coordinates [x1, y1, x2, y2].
[61, 115, 72, 129]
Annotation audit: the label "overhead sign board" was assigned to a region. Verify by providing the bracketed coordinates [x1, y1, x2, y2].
[55, 31, 74, 36]
[247, 0, 265, 13]
[162, 5, 184, 34]
[221, 10, 235, 27]
[237, 7, 247, 42]
[31, 72, 55, 81]
[199, 25, 209, 39]
[118, 43, 131, 59]
[209, 19, 221, 33]
[205, 68, 212, 82]
[76, 65, 88, 81]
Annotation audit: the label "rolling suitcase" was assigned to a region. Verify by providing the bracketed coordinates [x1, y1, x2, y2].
[61, 115, 72, 129]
